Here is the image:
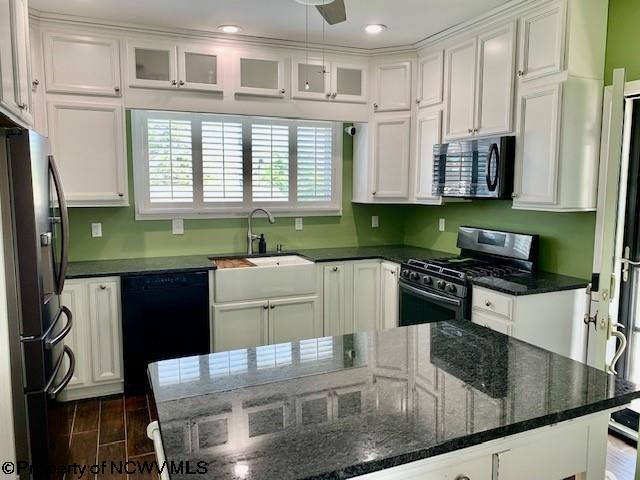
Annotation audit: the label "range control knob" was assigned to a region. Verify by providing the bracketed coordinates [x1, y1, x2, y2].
[401, 269, 410, 278]
[422, 275, 433, 285]
[436, 280, 446, 290]
[409, 272, 420, 281]
[445, 283, 457, 294]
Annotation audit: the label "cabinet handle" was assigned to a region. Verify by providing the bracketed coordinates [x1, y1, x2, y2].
[263, 304, 269, 310]
[512, 192, 519, 199]
[473, 128, 479, 134]
[118, 193, 124, 197]
[279, 88, 286, 95]
[372, 191, 377, 196]
[454, 476, 470, 480]
[485, 300, 492, 307]
[114, 86, 121, 94]
[331, 92, 337, 99]
[373, 103, 379, 110]
[18, 103, 28, 110]
[326, 92, 332, 98]
[178, 80, 185, 87]
[32, 79, 39, 90]
[170, 80, 177, 86]
[270, 304, 276, 309]
[468, 128, 473, 134]
[332, 267, 339, 272]
[517, 70, 524, 77]
[100, 285, 107, 290]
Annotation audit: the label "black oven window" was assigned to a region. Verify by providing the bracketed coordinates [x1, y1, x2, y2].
[400, 287, 459, 326]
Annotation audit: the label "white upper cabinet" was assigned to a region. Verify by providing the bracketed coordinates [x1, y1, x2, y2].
[292, 58, 331, 100]
[444, 38, 477, 139]
[517, 2, 566, 82]
[373, 60, 412, 112]
[47, 98, 127, 206]
[475, 22, 516, 136]
[372, 114, 411, 199]
[417, 50, 443, 108]
[44, 32, 121, 96]
[445, 22, 515, 140]
[331, 62, 367, 103]
[513, 82, 561, 206]
[127, 40, 178, 89]
[235, 52, 287, 98]
[0, 0, 32, 125]
[414, 107, 442, 204]
[177, 44, 224, 92]
[292, 59, 367, 104]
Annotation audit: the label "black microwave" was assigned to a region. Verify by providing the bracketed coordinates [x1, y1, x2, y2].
[433, 136, 515, 199]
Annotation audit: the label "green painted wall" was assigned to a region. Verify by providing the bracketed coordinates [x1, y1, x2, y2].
[67, 115, 406, 261]
[605, 0, 640, 84]
[402, 202, 596, 278]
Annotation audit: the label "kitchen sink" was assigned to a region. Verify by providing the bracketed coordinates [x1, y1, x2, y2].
[213, 255, 316, 302]
[249, 255, 313, 267]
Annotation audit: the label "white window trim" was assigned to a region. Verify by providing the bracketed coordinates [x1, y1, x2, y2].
[132, 110, 343, 220]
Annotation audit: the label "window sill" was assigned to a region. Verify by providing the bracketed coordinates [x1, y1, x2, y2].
[135, 209, 343, 221]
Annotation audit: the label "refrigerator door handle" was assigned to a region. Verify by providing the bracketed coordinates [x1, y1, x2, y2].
[46, 346, 75, 398]
[48, 155, 69, 294]
[45, 306, 73, 349]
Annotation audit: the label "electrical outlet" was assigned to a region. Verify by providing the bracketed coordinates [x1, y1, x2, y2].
[438, 218, 446, 232]
[295, 218, 303, 231]
[371, 216, 379, 228]
[91, 223, 102, 238]
[172, 218, 184, 235]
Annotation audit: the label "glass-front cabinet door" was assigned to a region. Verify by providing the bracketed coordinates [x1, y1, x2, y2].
[331, 62, 367, 104]
[235, 53, 287, 98]
[127, 41, 177, 89]
[292, 58, 330, 100]
[177, 45, 224, 92]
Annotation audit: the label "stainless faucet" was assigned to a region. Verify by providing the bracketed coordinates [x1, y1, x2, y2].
[247, 208, 275, 254]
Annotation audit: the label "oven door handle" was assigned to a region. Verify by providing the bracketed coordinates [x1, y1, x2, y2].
[400, 281, 462, 307]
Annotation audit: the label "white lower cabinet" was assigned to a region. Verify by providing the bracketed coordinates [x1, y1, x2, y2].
[321, 260, 399, 336]
[59, 277, 123, 401]
[212, 296, 320, 352]
[471, 285, 587, 362]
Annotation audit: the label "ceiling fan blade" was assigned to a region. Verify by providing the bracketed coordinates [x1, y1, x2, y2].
[316, 0, 346, 25]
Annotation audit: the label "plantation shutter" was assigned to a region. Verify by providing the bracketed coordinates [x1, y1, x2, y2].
[201, 120, 244, 202]
[297, 126, 333, 202]
[146, 118, 193, 203]
[251, 124, 290, 201]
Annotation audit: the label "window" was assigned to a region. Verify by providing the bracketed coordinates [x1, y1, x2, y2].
[132, 110, 342, 218]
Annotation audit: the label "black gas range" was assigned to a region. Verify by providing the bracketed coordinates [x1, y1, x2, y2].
[399, 227, 539, 325]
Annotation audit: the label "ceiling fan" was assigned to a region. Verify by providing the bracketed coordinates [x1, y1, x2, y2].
[295, 0, 347, 25]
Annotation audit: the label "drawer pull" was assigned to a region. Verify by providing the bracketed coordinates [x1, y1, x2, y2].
[485, 300, 492, 307]
[454, 476, 470, 480]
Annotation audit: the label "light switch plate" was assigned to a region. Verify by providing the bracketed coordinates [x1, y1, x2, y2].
[91, 223, 102, 238]
[439, 218, 446, 232]
[172, 218, 184, 235]
[295, 218, 303, 231]
[372, 216, 379, 228]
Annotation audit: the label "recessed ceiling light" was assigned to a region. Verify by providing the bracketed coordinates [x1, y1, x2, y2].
[218, 25, 242, 34]
[364, 24, 387, 35]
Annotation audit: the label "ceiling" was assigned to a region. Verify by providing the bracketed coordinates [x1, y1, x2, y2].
[30, 0, 514, 49]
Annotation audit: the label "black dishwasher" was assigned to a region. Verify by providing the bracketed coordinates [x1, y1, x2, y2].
[121, 271, 210, 393]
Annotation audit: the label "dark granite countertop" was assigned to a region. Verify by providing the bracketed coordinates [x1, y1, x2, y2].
[66, 245, 448, 279]
[148, 321, 639, 480]
[470, 271, 589, 296]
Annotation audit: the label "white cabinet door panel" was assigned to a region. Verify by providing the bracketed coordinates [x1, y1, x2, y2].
[0, 0, 20, 117]
[372, 115, 411, 199]
[518, 2, 566, 82]
[292, 58, 330, 101]
[472, 309, 513, 336]
[235, 54, 287, 98]
[417, 51, 443, 108]
[380, 262, 399, 330]
[87, 279, 123, 384]
[323, 264, 351, 336]
[44, 32, 121, 96]
[414, 108, 442, 203]
[10, 0, 31, 124]
[269, 296, 319, 344]
[127, 41, 177, 89]
[332, 62, 367, 104]
[177, 44, 224, 92]
[374, 61, 411, 112]
[444, 38, 477, 140]
[514, 83, 561, 206]
[213, 301, 269, 352]
[59, 282, 89, 389]
[352, 262, 381, 333]
[47, 98, 127, 206]
[476, 22, 516, 136]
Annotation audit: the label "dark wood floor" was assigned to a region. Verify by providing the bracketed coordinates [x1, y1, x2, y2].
[67, 394, 158, 479]
[607, 434, 637, 480]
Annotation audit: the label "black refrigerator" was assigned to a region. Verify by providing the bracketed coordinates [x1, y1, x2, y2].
[1, 125, 75, 478]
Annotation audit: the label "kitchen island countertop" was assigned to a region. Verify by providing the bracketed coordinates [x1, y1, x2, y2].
[148, 321, 639, 480]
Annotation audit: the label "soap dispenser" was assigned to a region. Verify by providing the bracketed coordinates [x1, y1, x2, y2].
[258, 234, 267, 254]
